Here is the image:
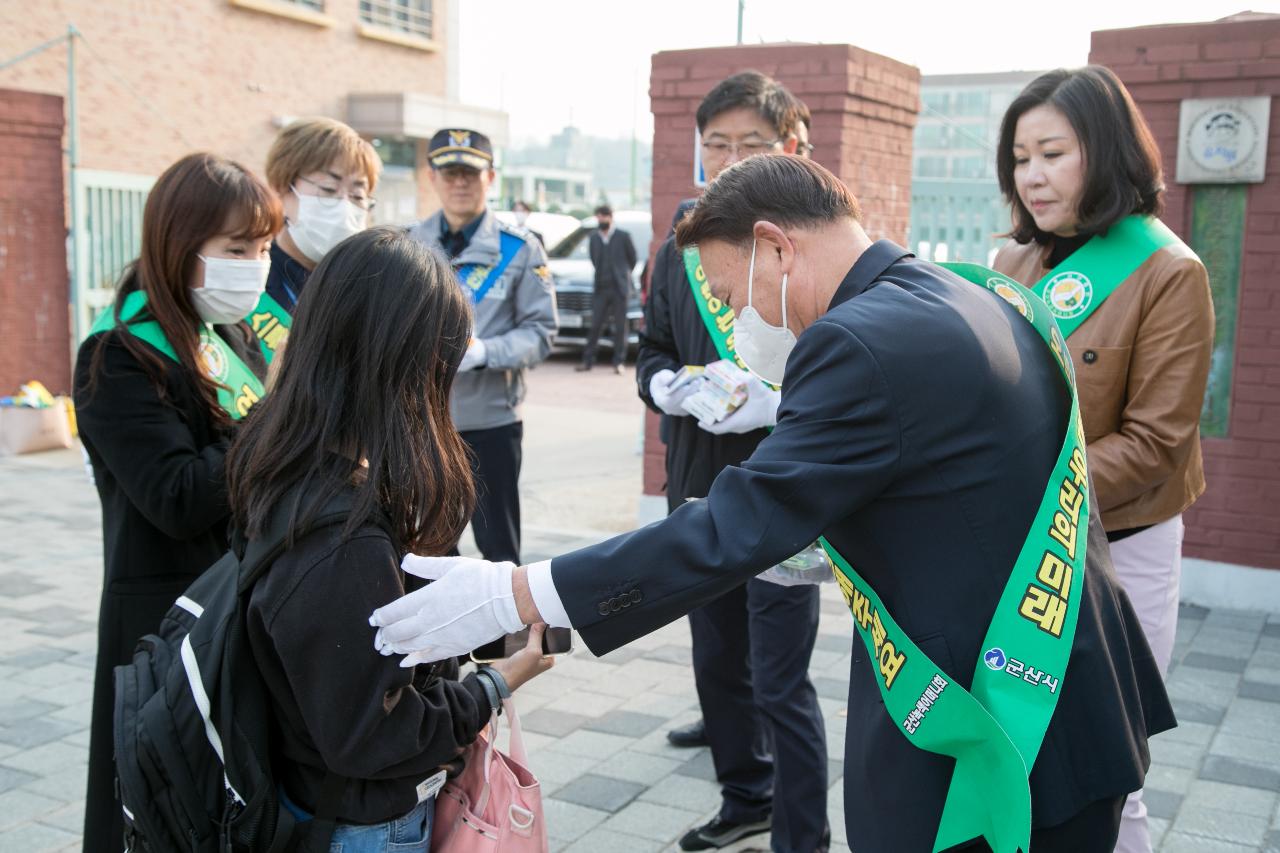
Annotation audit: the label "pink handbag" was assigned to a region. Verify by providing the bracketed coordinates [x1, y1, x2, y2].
[431, 698, 547, 852]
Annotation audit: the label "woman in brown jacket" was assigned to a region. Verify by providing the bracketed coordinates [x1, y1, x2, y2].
[992, 66, 1214, 853]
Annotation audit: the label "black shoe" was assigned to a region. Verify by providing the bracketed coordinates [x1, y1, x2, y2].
[575, 363, 592, 372]
[667, 719, 708, 748]
[679, 815, 772, 851]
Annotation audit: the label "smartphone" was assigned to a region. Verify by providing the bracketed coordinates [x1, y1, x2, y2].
[470, 627, 574, 663]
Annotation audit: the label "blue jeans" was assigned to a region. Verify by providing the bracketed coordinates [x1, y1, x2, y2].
[279, 787, 436, 853]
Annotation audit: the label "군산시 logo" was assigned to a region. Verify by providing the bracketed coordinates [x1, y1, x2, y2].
[983, 647, 1008, 671]
[988, 278, 1034, 322]
[1042, 271, 1093, 320]
[198, 340, 229, 381]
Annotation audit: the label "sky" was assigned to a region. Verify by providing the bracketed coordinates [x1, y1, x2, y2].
[459, 0, 1280, 145]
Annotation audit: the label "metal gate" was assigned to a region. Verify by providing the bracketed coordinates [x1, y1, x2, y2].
[73, 169, 153, 340]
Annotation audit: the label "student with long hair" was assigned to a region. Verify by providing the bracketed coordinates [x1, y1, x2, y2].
[229, 226, 551, 851]
[74, 152, 281, 851]
[992, 66, 1214, 853]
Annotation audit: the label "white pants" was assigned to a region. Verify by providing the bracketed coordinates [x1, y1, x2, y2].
[1111, 515, 1184, 853]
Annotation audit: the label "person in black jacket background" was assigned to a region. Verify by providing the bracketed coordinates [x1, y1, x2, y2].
[228, 227, 552, 845]
[74, 153, 281, 852]
[636, 72, 829, 853]
[580, 204, 639, 373]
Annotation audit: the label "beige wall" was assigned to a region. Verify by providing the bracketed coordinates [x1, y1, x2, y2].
[0, 0, 448, 190]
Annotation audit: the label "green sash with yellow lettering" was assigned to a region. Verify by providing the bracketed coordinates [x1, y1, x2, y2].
[246, 292, 292, 364]
[1035, 215, 1176, 338]
[89, 290, 266, 420]
[682, 247, 749, 372]
[822, 265, 1089, 852]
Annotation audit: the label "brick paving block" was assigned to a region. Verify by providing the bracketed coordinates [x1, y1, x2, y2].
[0, 573, 54, 598]
[560, 827, 665, 853]
[592, 750, 682, 786]
[1184, 779, 1278, 818]
[1, 742, 85, 776]
[641, 645, 691, 665]
[0, 765, 39, 794]
[1191, 628, 1262, 661]
[1180, 602, 1210, 621]
[20, 606, 89, 623]
[0, 820, 78, 851]
[674, 749, 718, 782]
[1211, 733, 1280, 767]
[1148, 816, 1169, 849]
[638, 772, 721, 814]
[814, 632, 853, 653]
[11, 663, 85, 690]
[553, 773, 646, 813]
[812, 676, 850, 701]
[599, 800, 703, 842]
[526, 751, 599, 787]
[1171, 699, 1227, 725]
[0, 699, 59, 727]
[1199, 755, 1280, 792]
[0, 788, 63, 830]
[1144, 788, 1184, 820]
[1240, 680, 1280, 702]
[0, 718, 82, 750]
[545, 730, 635, 761]
[1158, 720, 1218, 748]
[1150, 737, 1208, 771]
[1261, 829, 1280, 852]
[1205, 609, 1269, 631]
[26, 620, 97, 639]
[542, 797, 610, 843]
[1221, 699, 1280, 741]
[589, 646, 644, 665]
[1183, 652, 1250, 672]
[584, 711, 667, 738]
[520, 708, 592, 738]
[34, 799, 83, 835]
[1171, 804, 1269, 846]
[543, 690, 626, 718]
[26, 679, 95, 709]
[1147, 764, 1196, 794]
[1262, 622, 1280, 639]
[0, 648, 70, 669]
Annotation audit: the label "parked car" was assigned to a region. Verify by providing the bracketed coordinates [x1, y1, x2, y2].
[491, 210, 581, 251]
[547, 210, 652, 356]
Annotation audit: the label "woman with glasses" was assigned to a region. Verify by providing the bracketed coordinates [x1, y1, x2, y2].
[254, 118, 380, 361]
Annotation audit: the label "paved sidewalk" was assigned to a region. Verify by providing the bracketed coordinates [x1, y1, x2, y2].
[1, 447, 1278, 852]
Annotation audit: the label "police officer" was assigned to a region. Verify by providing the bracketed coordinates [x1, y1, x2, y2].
[408, 129, 557, 564]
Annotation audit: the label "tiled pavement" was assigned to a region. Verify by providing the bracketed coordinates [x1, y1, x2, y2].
[2, 448, 1279, 852]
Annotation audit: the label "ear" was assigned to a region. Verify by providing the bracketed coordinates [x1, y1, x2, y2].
[780, 135, 800, 156]
[752, 220, 795, 275]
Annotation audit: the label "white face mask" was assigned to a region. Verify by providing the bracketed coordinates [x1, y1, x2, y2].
[288, 191, 367, 262]
[191, 255, 270, 324]
[733, 239, 797, 387]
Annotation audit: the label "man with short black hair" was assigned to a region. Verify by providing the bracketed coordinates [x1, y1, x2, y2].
[580, 204, 638, 373]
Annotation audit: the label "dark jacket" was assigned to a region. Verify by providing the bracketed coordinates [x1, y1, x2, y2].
[74, 318, 266, 853]
[265, 241, 310, 314]
[552, 241, 1174, 850]
[636, 235, 767, 505]
[589, 227, 638, 291]
[247, 490, 494, 824]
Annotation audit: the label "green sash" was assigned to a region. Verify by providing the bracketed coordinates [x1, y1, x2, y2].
[682, 247, 749, 372]
[89, 291, 267, 420]
[823, 264, 1089, 852]
[1036, 215, 1177, 337]
[247, 292, 292, 364]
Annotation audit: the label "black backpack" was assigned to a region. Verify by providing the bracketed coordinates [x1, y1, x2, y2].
[113, 493, 352, 852]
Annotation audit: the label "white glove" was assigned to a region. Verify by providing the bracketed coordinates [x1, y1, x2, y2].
[369, 555, 522, 666]
[650, 369, 699, 417]
[459, 338, 487, 372]
[698, 375, 781, 435]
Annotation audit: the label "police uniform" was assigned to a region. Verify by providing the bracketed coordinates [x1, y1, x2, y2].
[407, 129, 557, 563]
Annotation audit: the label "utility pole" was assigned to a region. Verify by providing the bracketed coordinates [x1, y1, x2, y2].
[737, 0, 745, 45]
[67, 25, 80, 341]
[630, 66, 638, 207]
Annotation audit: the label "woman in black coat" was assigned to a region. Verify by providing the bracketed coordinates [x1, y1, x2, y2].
[73, 152, 281, 852]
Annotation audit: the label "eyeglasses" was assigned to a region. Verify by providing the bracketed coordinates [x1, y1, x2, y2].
[701, 138, 784, 160]
[437, 166, 484, 184]
[295, 175, 376, 212]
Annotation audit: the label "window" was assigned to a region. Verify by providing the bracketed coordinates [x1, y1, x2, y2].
[955, 91, 988, 117]
[952, 156, 986, 179]
[915, 124, 950, 149]
[287, 0, 323, 9]
[916, 156, 948, 178]
[360, 0, 432, 39]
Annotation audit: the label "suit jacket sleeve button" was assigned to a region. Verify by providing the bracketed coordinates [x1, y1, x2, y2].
[630, 589, 642, 603]
[598, 603, 610, 616]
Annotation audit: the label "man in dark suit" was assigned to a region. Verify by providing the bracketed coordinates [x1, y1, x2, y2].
[579, 204, 638, 373]
[371, 155, 1175, 852]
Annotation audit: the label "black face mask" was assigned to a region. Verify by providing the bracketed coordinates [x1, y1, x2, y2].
[597, 220, 611, 232]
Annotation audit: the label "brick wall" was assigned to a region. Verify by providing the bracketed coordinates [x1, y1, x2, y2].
[643, 43, 920, 496]
[1092, 18, 1280, 570]
[0, 89, 70, 395]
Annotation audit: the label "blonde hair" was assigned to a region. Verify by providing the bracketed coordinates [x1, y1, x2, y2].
[265, 117, 382, 195]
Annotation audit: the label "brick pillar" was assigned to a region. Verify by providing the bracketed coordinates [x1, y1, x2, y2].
[1092, 17, 1280, 571]
[642, 43, 920, 499]
[0, 89, 69, 395]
